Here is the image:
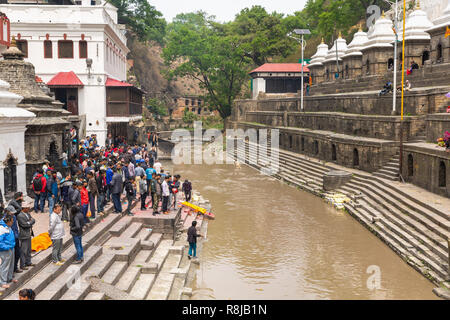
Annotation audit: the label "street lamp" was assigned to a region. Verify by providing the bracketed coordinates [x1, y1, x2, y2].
[288, 28, 311, 112]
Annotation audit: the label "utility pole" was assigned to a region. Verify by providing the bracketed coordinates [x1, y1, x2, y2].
[399, 0, 406, 182]
[287, 29, 311, 112]
[393, 0, 398, 115]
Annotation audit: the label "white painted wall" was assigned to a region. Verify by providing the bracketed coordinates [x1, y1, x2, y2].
[0, 3, 131, 146]
[252, 77, 266, 99]
[0, 79, 35, 198]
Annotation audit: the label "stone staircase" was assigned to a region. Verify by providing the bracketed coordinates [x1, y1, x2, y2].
[373, 154, 400, 181]
[230, 140, 450, 291]
[1, 195, 207, 300]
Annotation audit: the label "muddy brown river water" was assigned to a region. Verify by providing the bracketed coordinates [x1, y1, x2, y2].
[164, 161, 438, 300]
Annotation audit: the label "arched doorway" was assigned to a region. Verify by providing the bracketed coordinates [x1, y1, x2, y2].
[407, 154, 414, 177]
[437, 44, 443, 62]
[438, 161, 446, 188]
[366, 60, 370, 74]
[301, 137, 305, 152]
[353, 148, 359, 167]
[3, 154, 17, 197]
[388, 58, 394, 70]
[332, 144, 337, 161]
[422, 51, 430, 65]
[289, 135, 293, 149]
[314, 140, 319, 155]
[47, 141, 60, 169]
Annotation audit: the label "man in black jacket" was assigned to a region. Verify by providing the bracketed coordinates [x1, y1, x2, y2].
[70, 206, 85, 264]
[187, 221, 202, 259]
[96, 169, 107, 215]
[17, 202, 35, 270]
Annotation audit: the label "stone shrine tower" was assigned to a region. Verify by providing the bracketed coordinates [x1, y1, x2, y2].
[0, 38, 80, 183]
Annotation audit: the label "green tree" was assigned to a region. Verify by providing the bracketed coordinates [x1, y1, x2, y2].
[163, 12, 252, 120]
[227, 6, 299, 66]
[107, 0, 166, 44]
[146, 98, 168, 117]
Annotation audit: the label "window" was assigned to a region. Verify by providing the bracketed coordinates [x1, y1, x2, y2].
[332, 144, 337, 161]
[422, 51, 430, 65]
[408, 154, 414, 177]
[79, 40, 87, 58]
[289, 135, 293, 149]
[58, 40, 73, 58]
[437, 44, 443, 62]
[366, 60, 370, 74]
[44, 40, 52, 58]
[314, 141, 319, 155]
[439, 161, 446, 188]
[301, 137, 305, 151]
[185, 99, 189, 106]
[17, 40, 28, 58]
[353, 148, 359, 167]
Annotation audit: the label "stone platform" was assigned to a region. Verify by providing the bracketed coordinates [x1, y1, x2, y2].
[0, 191, 209, 300]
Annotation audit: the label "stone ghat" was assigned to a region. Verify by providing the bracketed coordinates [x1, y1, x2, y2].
[245, 111, 424, 141]
[235, 122, 398, 173]
[0, 193, 210, 300]
[228, 140, 450, 298]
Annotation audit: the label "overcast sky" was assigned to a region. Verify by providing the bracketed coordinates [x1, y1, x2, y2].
[150, 0, 308, 23]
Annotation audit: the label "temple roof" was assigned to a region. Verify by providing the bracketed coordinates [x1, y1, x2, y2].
[308, 39, 329, 67]
[249, 63, 309, 74]
[47, 71, 84, 87]
[427, 1, 450, 31]
[323, 34, 347, 63]
[403, 3, 434, 40]
[361, 13, 395, 50]
[343, 28, 369, 58]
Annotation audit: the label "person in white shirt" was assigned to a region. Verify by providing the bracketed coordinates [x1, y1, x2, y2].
[161, 176, 170, 214]
[154, 160, 162, 174]
[48, 204, 65, 265]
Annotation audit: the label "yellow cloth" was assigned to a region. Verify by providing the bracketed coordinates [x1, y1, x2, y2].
[31, 232, 53, 252]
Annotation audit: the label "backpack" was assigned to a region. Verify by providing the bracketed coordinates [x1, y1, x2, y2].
[33, 176, 43, 191]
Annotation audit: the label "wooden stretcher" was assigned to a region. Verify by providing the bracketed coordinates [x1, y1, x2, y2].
[181, 201, 215, 220]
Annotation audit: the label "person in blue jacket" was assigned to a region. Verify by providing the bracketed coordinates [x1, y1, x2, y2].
[0, 214, 17, 289]
[106, 163, 114, 203]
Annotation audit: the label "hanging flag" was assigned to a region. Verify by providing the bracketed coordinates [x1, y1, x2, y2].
[445, 26, 450, 38]
[309, 76, 312, 85]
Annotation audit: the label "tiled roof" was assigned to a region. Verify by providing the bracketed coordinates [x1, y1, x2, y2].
[47, 71, 83, 87]
[250, 63, 309, 74]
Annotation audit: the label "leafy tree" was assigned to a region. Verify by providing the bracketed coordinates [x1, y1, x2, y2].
[107, 0, 166, 44]
[146, 98, 168, 117]
[183, 110, 200, 124]
[163, 12, 252, 120]
[227, 6, 299, 65]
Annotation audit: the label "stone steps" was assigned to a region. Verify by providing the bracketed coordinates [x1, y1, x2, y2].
[146, 253, 183, 300]
[84, 292, 106, 300]
[115, 265, 141, 293]
[2, 211, 122, 300]
[135, 227, 153, 242]
[121, 222, 143, 239]
[101, 261, 128, 285]
[129, 274, 156, 299]
[34, 246, 103, 300]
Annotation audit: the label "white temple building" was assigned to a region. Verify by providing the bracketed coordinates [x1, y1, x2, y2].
[0, 79, 35, 200]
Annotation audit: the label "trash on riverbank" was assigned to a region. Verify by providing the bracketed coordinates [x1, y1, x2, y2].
[323, 193, 351, 210]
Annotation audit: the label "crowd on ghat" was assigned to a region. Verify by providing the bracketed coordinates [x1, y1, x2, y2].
[0, 132, 193, 292]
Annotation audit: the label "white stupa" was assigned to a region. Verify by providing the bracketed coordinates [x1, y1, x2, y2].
[0, 79, 35, 198]
[402, 2, 434, 40]
[427, 0, 450, 31]
[342, 26, 369, 58]
[362, 12, 395, 50]
[308, 38, 329, 67]
[323, 32, 348, 62]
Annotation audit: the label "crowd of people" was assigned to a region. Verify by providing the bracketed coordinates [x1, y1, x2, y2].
[0, 133, 194, 291]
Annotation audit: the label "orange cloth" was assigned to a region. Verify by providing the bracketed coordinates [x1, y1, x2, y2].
[31, 232, 53, 252]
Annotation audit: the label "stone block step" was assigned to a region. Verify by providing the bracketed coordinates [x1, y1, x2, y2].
[133, 250, 153, 264]
[376, 168, 399, 177]
[84, 292, 106, 300]
[102, 261, 128, 285]
[35, 246, 103, 300]
[109, 217, 132, 237]
[121, 222, 143, 239]
[373, 172, 398, 181]
[129, 274, 156, 300]
[148, 232, 163, 249]
[135, 227, 153, 242]
[146, 254, 182, 300]
[116, 266, 141, 293]
[149, 240, 173, 271]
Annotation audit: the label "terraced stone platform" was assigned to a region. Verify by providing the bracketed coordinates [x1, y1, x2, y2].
[0, 192, 208, 300]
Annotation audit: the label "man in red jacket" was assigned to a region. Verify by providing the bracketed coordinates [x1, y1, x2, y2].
[32, 169, 47, 213]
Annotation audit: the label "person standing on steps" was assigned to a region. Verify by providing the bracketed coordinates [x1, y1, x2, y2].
[152, 173, 162, 216]
[80, 180, 90, 224]
[87, 171, 98, 220]
[139, 175, 148, 211]
[182, 179, 192, 203]
[161, 175, 170, 214]
[0, 214, 17, 289]
[124, 177, 135, 216]
[70, 206, 85, 264]
[111, 166, 123, 214]
[187, 220, 202, 260]
[31, 169, 46, 214]
[60, 174, 72, 222]
[17, 203, 35, 271]
[49, 204, 65, 265]
[96, 169, 107, 216]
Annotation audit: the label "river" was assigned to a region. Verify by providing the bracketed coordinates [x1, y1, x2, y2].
[163, 160, 438, 300]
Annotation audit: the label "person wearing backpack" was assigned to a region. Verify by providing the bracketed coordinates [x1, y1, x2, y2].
[32, 169, 46, 214]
